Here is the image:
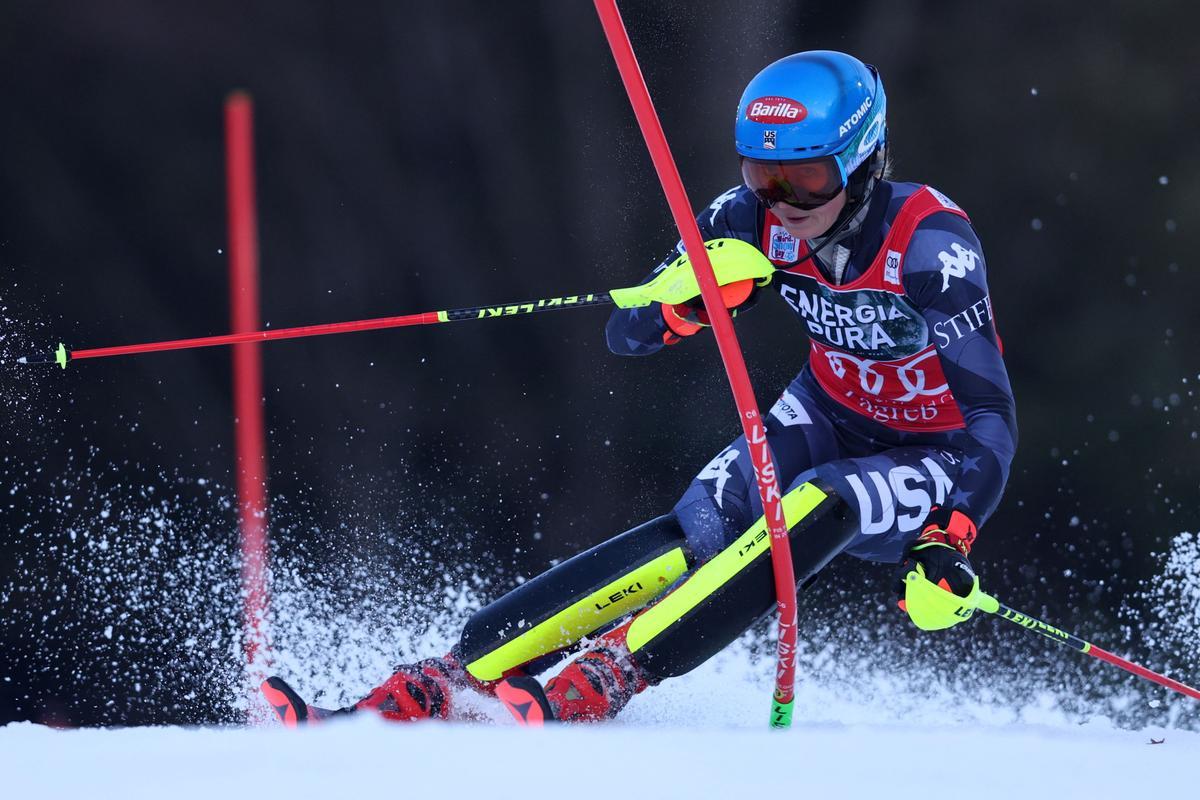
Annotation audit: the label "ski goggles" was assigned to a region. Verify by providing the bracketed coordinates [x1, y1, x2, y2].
[740, 155, 847, 211]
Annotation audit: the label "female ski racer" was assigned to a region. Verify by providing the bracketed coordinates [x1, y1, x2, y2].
[263, 49, 1017, 727]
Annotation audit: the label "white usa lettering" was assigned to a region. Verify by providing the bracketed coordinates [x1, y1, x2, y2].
[845, 459, 951, 535]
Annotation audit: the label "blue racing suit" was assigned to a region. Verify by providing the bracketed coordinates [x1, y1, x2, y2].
[606, 181, 1018, 563]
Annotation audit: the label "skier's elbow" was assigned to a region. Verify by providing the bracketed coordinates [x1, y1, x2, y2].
[605, 311, 665, 356]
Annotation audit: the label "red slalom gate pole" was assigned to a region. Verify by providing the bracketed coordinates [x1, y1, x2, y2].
[224, 92, 271, 697]
[592, 1, 799, 728]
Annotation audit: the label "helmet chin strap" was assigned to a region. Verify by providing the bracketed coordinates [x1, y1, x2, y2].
[801, 170, 888, 261]
[808, 190, 874, 251]
[800, 144, 888, 276]
[765, 144, 887, 278]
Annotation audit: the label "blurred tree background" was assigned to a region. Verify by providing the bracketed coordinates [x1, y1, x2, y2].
[1, 0, 1197, 725]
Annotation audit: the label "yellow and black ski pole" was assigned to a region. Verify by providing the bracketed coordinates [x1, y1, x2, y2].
[906, 570, 1200, 702]
[978, 592, 1200, 701]
[15, 239, 774, 369]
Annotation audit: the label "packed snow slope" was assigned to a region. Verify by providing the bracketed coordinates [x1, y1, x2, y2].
[7, 633, 1200, 799]
[5, 535, 1200, 798]
[3, 714, 1196, 799]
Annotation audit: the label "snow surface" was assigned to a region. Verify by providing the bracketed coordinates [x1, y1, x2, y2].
[4, 521, 1200, 798]
[7, 614, 1200, 800]
[2, 714, 1196, 799]
[2, 365, 1196, 800]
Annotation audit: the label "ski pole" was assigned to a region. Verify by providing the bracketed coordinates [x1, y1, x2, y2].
[976, 592, 1200, 701]
[16, 292, 613, 369]
[15, 239, 774, 369]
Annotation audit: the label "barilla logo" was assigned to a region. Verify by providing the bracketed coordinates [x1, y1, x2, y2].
[746, 96, 807, 124]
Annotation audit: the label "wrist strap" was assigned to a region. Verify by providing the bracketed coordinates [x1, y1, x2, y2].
[916, 508, 977, 555]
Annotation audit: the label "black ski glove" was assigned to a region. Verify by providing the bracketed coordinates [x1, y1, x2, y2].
[894, 540, 976, 600]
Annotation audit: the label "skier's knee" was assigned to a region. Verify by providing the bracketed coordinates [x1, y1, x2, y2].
[626, 481, 857, 681]
[673, 444, 761, 562]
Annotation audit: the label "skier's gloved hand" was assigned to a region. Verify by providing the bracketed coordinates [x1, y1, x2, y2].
[912, 506, 978, 556]
[662, 278, 763, 342]
[893, 508, 982, 631]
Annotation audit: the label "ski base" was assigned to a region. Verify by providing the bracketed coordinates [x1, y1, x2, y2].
[261, 676, 342, 727]
[495, 676, 555, 727]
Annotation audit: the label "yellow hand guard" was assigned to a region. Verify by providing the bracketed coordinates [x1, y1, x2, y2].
[609, 238, 774, 309]
[900, 562, 984, 631]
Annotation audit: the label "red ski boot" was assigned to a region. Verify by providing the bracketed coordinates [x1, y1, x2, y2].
[353, 656, 459, 722]
[263, 654, 477, 727]
[497, 622, 649, 726]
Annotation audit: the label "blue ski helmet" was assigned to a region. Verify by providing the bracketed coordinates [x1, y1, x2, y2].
[735, 51, 887, 209]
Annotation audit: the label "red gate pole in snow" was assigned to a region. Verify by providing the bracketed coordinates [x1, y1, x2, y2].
[592, 1, 800, 727]
[224, 92, 270, 687]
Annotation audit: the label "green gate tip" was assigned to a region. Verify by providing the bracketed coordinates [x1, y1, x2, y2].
[769, 698, 795, 729]
[55, 343, 67, 369]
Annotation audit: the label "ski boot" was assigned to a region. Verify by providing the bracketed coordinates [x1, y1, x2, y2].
[263, 654, 468, 727]
[496, 621, 648, 726]
[351, 656, 458, 722]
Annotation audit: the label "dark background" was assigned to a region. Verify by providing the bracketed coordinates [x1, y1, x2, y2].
[1, 0, 1197, 726]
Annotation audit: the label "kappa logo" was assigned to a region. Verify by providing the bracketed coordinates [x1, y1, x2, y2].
[769, 390, 812, 427]
[884, 249, 902, 285]
[768, 225, 798, 262]
[697, 446, 740, 509]
[707, 186, 740, 225]
[937, 243, 980, 292]
[845, 459, 953, 535]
